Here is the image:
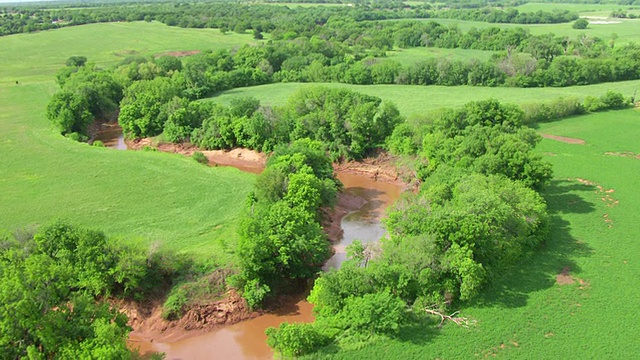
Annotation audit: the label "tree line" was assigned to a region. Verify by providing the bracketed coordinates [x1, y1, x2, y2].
[0, 1, 579, 36]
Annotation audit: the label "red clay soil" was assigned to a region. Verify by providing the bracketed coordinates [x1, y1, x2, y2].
[556, 267, 575, 285]
[122, 290, 260, 344]
[333, 150, 411, 187]
[539, 133, 586, 145]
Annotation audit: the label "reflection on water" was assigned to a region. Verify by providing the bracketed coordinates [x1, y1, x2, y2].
[324, 172, 402, 270]
[94, 124, 127, 150]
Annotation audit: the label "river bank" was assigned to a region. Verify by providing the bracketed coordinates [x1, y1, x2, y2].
[96, 125, 405, 359]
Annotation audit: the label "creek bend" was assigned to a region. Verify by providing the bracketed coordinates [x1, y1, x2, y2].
[96, 126, 402, 359]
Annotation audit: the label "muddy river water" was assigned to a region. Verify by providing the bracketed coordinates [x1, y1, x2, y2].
[96, 127, 402, 359]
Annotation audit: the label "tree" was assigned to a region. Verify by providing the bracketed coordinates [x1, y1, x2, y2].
[65, 55, 87, 67]
[573, 18, 589, 29]
[46, 90, 93, 136]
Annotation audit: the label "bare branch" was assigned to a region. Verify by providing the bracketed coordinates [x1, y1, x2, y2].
[424, 307, 476, 328]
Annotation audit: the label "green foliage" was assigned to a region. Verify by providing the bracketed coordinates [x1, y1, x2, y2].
[583, 91, 631, 112]
[65, 55, 87, 68]
[280, 87, 404, 160]
[0, 222, 135, 359]
[266, 322, 331, 357]
[162, 287, 188, 320]
[192, 151, 208, 165]
[237, 140, 337, 308]
[46, 90, 93, 136]
[118, 77, 181, 138]
[421, 99, 552, 189]
[521, 97, 584, 125]
[336, 291, 407, 335]
[573, 19, 589, 30]
[384, 171, 549, 301]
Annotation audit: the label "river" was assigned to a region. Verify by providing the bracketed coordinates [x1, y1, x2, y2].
[96, 126, 402, 359]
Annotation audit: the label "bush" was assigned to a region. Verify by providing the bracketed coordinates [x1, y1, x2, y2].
[162, 287, 188, 320]
[521, 97, 583, 125]
[92, 140, 105, 147]
[266, 323, 331, 357]
[573, 18, 589, 29]
[192, 151, 208, 165]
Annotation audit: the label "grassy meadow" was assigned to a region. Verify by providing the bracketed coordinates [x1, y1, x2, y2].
[306, 108, 640, 359]
[209, 80, 640, 118]
[515, 2, 640, 17]
[0, 22, 260, 259]
[390, 17, 640, 45]
[387, 47, 495, 66]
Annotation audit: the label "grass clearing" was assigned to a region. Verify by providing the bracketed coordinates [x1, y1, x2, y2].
[209, 81, 640, 118]
[515, 2, 639, 16]
[386, 46, 495, 66]
[0, 22, 258, 261]
[308, 108, 640, 358]
[388, 17, 640, 45]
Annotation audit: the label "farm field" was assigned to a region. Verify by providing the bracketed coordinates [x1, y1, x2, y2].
[305, 108, 640, 359]
[209, 80, 640, 118]
[515, 2, 640, 17]
[0, 21, 259, 259]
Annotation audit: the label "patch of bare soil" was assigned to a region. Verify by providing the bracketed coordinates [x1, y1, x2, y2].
[605, 151, 640, 160]
[157, 50, 202, 57]
[123, 290, 259, 344]
[333, 150, 415, 188]
[569, 178, 618, 227]
[540, 133, 586, 145]
[127, 139, 267, 173]
[556, 267, 575, 285]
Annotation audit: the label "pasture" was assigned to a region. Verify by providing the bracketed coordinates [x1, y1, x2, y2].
[209, 80, 640, 118]
[387, 46, 495, 66]
[389, 17, 640, 45]
[0, 22, 258, 259]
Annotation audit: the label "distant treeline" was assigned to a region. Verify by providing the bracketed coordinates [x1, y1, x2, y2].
[0, 1, 578, 36]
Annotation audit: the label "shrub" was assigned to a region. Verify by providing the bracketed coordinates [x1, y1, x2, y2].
[92, 140, 105, 147]
[573, 18, 589, 29]
[162, 287, 188, 320]
[266, 323, 331, 357]
[192, 151, 208, 165]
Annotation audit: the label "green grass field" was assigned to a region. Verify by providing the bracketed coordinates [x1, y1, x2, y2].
[306, 108, 640, 358]
[0, 21, 259, 84]
[387, 46, 495, 66]
[208, 81, 640, 118]
[0, 22, 259, 259]
[515, 2, 640, 17]
[389, 17, 640, 45]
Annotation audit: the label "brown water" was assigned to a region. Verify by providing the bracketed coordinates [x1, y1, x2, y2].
[101, 128, 403, 359]
[324, 172, 402, 270]
[94, 124, 127, 150]
[131, 298, 314, 360]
